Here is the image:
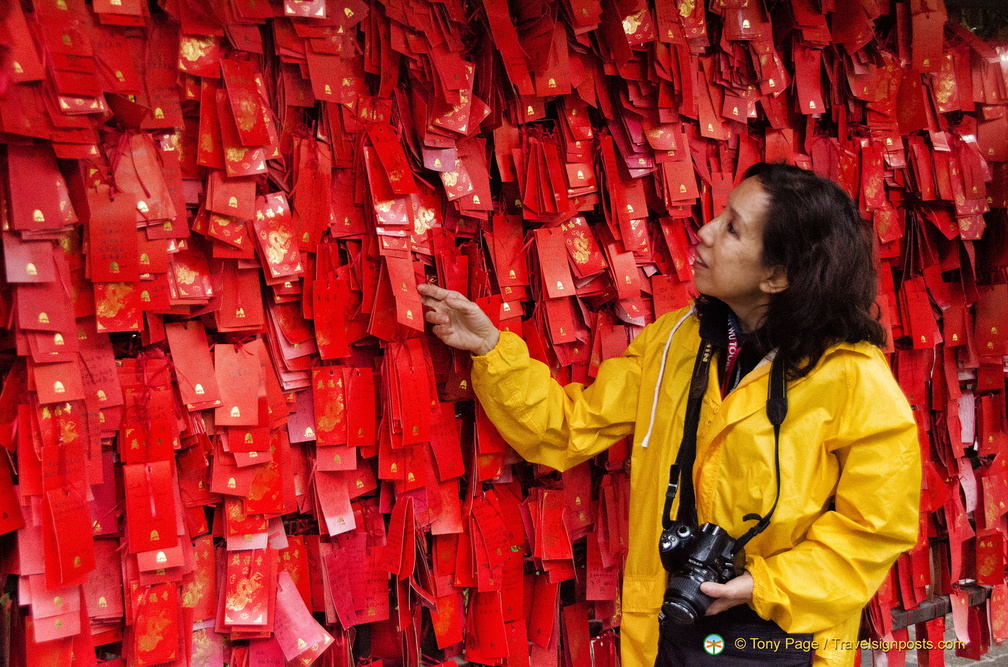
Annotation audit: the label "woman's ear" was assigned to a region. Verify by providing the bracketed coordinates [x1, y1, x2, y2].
[760, 265, 788, 295]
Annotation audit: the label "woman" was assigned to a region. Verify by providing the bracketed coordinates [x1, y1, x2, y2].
[418, 163, 921, 666]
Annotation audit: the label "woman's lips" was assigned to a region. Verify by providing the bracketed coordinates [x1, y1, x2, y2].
[689, 246, 706, 268]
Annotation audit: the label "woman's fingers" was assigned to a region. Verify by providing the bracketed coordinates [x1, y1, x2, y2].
[431, 324, 454, 339]
[417, 283, 450, 299]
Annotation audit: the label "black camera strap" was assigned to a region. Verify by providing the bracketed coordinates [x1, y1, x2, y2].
[660, 341, 788, 552]
[661, 340, 713, 530]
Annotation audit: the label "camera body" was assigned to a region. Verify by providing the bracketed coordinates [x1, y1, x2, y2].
[658, 521, 743, 625]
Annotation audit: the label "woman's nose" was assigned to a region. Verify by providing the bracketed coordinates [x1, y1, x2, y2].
[697, 220, 716, 245]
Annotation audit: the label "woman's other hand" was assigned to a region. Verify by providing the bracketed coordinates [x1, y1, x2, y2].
[418, 283, 500, 355]
[701, 571, 754, 616]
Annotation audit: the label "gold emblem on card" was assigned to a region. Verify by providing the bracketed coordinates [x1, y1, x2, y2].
[227, 478, 236, 489]
[26, 263, 37, 276]
[137, 201, 149, 213]
[13, 62, 22, 74]
[195, 384, 205, 395]
[33, 210, 45, 223]
[140, 291, 150, 302]
[156, 551, 167, 564]
[236, 307, 245, 318]
[305, 427, 315, 438]
[150, 530, 160, 541]
[622, 12, 641, 34]
[231, 406, 241, 417]
[356, 479, 364, 489]
[109, 261, 120, 274]
[154, 108, 164, 119]
[54, 333, 65, 346]
[53, 381, 65, 396]
[140, 253, 150, 265]
[97, 389, 107, 402]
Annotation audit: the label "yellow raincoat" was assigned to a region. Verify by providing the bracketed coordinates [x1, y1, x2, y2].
[471, 307, 921, 667]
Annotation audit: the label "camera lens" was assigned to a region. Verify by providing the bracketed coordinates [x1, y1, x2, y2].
[663, 571, 713, 625]
[662, 598, 699, 625]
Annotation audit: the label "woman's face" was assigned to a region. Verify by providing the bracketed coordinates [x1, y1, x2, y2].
[693, 177, 785, 329]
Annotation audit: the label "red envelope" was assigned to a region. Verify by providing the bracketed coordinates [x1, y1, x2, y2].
[273, 569, 333, 660]
[132, 583, 179, 665]
[253, 193, 303, 279]
[536, 227, 576, 299]
[315, 471, 356, 537]
[165, 321, 222, 410]
[527, 575, 559, 648]
[312, 367, 347, 447]
[31, 361, 85, 405]
[123, 461, 179, 554]
[465, 591, 508, 662]
[214, 343, 264, 426]
[3, 233, 56, 284]
[42, 485, 95, 586]
[977, 530, 1005, 586]
[220, 58, 272, 147]
[87, 188, 140, 283]
[6, 144, 78, 231]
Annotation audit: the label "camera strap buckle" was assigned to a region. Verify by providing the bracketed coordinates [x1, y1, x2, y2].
[662, 464, 680, 531]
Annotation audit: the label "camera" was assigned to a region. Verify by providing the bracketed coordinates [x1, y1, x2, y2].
[658, 521, 743, 625]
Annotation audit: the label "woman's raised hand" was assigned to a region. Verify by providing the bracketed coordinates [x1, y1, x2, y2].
[418, 283, 501, 356]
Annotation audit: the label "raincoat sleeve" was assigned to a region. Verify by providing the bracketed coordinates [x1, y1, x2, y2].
[469, 328, 650, 473]
[747, 351, 922, 634]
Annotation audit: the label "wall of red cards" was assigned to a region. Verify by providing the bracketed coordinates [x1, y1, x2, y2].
[0, 0, 1006, 664]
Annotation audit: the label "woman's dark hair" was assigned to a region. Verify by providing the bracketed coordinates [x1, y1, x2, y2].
[697, 162, 886, 379]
